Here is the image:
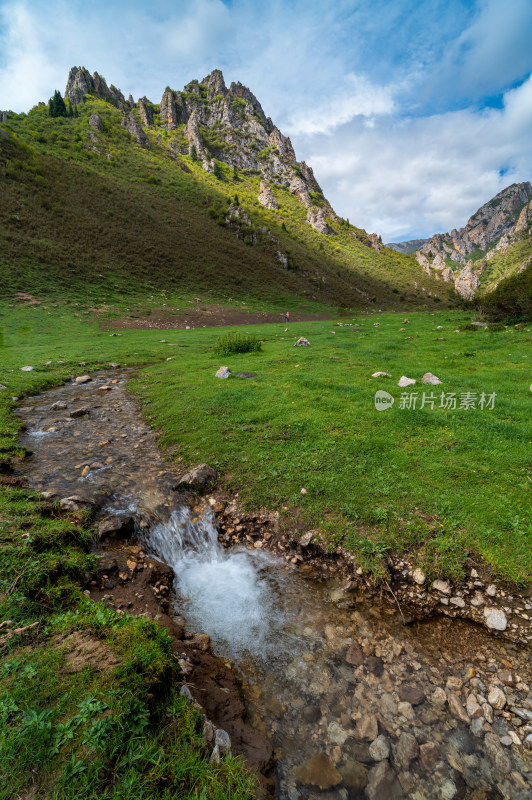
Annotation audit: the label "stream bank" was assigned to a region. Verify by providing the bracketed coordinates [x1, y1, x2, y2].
[15, 370, 532, 799]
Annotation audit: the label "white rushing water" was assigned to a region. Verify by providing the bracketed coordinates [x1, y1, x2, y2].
[147, 507, 284, 659]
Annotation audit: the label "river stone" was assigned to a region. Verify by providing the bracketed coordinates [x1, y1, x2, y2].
[70, 407, 90, 419]
[215, 366, 231, 379]
[74, 375, 91, 384]
[440, 779, 457, 799]
[328, 721, 348, 745]
[294, 337, 310, 346]
[484, 607, 507, 630]
[366, 655, 384, 677]
[447, 692, 470, 723]
[339, 759, 368, 791]
[466, 694, 483, 719]
[431, 687, 447, 707]
[355, 715, 378, 741]
[487, 686, 506, 709]
[369, 735, 390, 761]
[413, 567, 426, 585]
[395, 732, 419, 770]
[398, 376, 416, 387]
[366, 761, 404, 800]
[50, 400, 67, 410]
[345, 641, 363, 666]
[176, 463, 217, 493]
[397, 683, 425, 706]
[421, 372, 442, 385]
[97, 515, 134, 541]
[294, 754, 341, 790]
[419, 741, 440, 771]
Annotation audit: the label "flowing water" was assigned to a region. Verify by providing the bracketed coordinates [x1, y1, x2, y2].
[16, 372, 532, 800]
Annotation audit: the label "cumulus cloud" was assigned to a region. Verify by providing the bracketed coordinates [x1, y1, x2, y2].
[300, 75, 532, 240]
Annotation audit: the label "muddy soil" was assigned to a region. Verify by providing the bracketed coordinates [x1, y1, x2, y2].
[97, 305, 331, 331]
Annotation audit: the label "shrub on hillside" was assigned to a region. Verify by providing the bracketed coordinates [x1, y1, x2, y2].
[482, 262, 532, 322]
[213, 332, 262, 356]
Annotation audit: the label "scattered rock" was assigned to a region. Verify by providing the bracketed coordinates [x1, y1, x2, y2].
[70, 407, 90, 419]
[345, 641, 363, 666]
[484, 607, 507, 631]
[294, 337, 310, 346]
[419, 741, 440, 771]
[447, 692, 470, 723]
[421, 372, 442, 385]
[176, 463, 217, 493]
[355, 715, 378, 742]
[214, 728, 231, 756]
[294, 754, 342, 790]
[97, 515, 134, 541]
[398, 376, 416, 387]
[432, 579, 451, 595]
[215, 366, 231, 379]
[395, 731, 419, 770]
[397, 684, 425, 706]
[0, 384, 7, 390]
[339, 759, 368, 792]
[20, 366, 34, 372]
[234, 372, 257, 379]
[487, 685, 506, 710]
[372, 372, 392, 378]
[299, 531, 315, 547]
[366, 761, 404, 800]
[413, 568, 426, 585]
[369, 735, 390, 761]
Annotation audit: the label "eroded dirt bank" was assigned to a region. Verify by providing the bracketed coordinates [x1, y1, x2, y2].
[15, 371, 532, 799]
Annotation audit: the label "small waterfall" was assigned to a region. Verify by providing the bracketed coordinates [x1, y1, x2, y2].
[146, 505, 284, 660]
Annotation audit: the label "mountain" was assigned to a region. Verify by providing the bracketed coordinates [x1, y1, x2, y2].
[0, 67, 449, 312]
[415, 182, 532, 298]
[385, 239, 428, 255]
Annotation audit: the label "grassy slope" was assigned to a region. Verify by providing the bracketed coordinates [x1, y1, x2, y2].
[0, 99, 449, 312]
[479, 236, 532, 293]
[0, 326, 255, 799]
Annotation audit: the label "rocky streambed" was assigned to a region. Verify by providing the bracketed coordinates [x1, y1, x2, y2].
[15, 370, 532, 800]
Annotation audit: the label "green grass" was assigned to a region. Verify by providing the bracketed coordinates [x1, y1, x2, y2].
[129, 312, 532, 584]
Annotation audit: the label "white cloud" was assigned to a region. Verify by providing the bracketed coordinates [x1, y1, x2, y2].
[284, 73, 394, 136]
[298, 75, 532, 240]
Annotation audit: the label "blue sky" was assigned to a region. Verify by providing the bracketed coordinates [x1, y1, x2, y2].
[1, 0, 532, 240]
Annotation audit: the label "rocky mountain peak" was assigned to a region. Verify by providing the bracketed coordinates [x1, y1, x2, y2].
[65, 66, 128, 110]
[416, 181, 532, 297]
[62, 65, 338, 234]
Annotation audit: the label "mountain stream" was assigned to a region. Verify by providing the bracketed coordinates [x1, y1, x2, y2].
[15, 371, 532, 800]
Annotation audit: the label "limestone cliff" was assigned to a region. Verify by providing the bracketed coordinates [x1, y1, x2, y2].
[64, 66, 335, 234]
[416, 182, 532, 297]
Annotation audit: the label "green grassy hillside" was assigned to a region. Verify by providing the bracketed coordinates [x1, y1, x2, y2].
[0, 98, 449, 312]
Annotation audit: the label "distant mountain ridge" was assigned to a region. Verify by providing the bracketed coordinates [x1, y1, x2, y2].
[415, 182, 532, 298]
[385, 239, 428, 255]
